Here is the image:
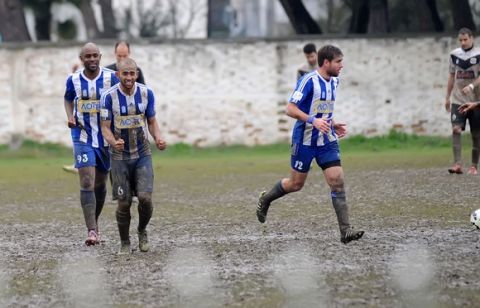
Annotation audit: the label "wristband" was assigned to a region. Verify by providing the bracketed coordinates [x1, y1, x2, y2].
[469, 83, 474, 90]
[307, 115, 315, 124]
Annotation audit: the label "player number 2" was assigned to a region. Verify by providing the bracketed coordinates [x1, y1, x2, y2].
[294, 160, 303, 170]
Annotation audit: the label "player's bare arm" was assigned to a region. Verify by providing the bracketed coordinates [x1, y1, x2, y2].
[100, 119, 124, 151]
[147, 117, 166, 151]
[462, 75, 480, 95]
[445, 72, 455, 112]
[286, 102, 330, 134]
[458, 101, 480, 114]
[332, 120, 347, 138]
[64, 99, 77, 128]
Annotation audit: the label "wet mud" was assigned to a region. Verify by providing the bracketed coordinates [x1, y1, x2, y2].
[0, 164, 479, 307]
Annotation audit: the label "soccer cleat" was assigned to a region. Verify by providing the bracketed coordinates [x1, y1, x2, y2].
[467, 166, 478, 175]
[85, 230, 98, 246]
[138, 230, 149, 252]
[62, 164, 78, 174]
[95, 226, 101, 244]
[448, 164, 463, 174]
[256, 191, 270, 223]
[118, 241, 131, 255]
[341, 228, 364, 244]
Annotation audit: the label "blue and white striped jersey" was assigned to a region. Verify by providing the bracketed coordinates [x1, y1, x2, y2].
[289, 71, 339, 147]
[64, 68, 119, 148]
[100, 83, 156, 160]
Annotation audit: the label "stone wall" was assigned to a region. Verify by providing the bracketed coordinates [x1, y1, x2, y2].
[0, 36, 472, 147]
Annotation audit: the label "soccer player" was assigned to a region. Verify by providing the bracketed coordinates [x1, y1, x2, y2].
[445, 28, 480, 175]
[64, 42, 119, 245]
[297, 43, 318, 80]
[100, 58, 166, 254]
[105, 41, 146, 85]
[256, 45, 364, 244]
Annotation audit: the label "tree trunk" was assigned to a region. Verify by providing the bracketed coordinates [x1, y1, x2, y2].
[0, 0, 31, 41]
[426, 0, 444, 32]
[278, 0, 322, 34]
[98, 0, 117, 38]
[450, 0, 476, 31]
[79, 0, 99, 39]
[33, 0, 52, 40]
[367, 0, 389, 33]
[349, 0, 369, 33]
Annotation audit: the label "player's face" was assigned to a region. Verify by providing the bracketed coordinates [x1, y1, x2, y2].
[305, 52, 317, 66]
[325, 56, 343, 77]
[117, 66, 138, 90]
[115, 45, 130, 63]
[458, 33, 474, 50]
[80, 49, 101, 72]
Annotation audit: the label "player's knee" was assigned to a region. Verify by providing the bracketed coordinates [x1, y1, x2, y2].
[137, 192, 152, 207]
[116, 199, 131, 213]
[80, 177, 94, 190]
[290, 181, 304, 192]
[453, 126, 462, 134]
[329, 177, 345, 192]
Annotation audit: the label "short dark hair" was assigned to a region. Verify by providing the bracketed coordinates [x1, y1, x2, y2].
[458, 27, 474, 37]
[114, 41, 130, 52]
[303, 43, 316, 54]
[317, 45, 343, 67]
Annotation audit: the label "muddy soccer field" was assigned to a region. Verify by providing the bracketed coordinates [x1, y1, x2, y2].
[0, 145, 479, 307]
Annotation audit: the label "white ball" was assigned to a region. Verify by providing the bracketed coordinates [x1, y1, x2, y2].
[471, 209, 480, 229]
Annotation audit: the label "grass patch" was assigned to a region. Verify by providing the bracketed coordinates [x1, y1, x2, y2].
[0, 131, 458, 161]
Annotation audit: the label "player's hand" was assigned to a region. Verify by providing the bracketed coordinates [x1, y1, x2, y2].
[67, 117, 77, 128]
[462, 84, 474, 95]
[113, 138, 125, 151]
[155, 138, 167, 151]
[312, 118, 330, 134]
[334, 122, 347, 138]
[459, 102, 477, 114]
[445, 99, 451, 112]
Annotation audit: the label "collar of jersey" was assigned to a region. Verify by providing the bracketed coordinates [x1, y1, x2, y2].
[118, 83, 138, 98]
[80, 68, 102, 82]
[316, 70, 332, 83]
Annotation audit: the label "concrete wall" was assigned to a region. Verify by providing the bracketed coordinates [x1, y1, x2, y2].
[0, 36, 471, 147]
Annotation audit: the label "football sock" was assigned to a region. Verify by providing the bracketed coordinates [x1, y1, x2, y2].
[331, 191, 350, 234]
[262, 181, 287, 204]
[94, 183, 106, 222]
[137, 193, 153, 231]
[116, 200, 131, 242]
[453, 132, 461, 164]
[80, 190, 97, 230]
[471, 132, 480, 165]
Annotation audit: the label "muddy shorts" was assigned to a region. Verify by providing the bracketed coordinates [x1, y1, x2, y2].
[111, 155, 154, 200]
[73, 142, 110, 173]
[290, 141, 341, 173]
[451, 103, 480, 132]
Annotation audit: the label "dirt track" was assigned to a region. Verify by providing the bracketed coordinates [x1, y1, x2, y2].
[0, 159, 479, 307]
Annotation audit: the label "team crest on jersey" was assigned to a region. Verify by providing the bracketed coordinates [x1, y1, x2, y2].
[121, 106, 127, 113]
[82, 89, 88, 97]
[471, 57, 477, 64]
[321, 92, 326, 99]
